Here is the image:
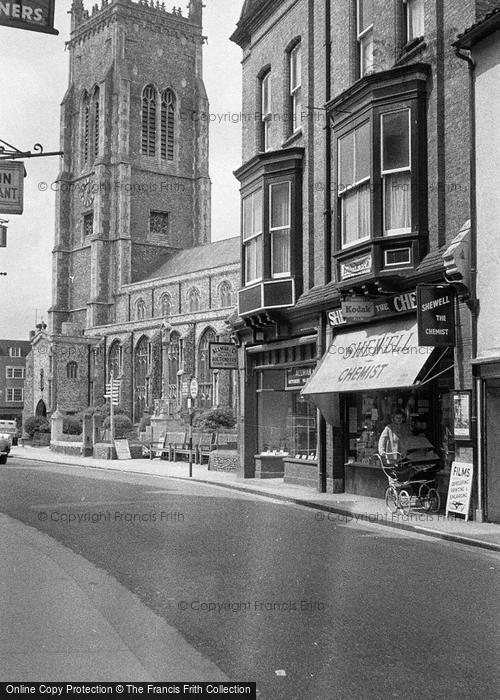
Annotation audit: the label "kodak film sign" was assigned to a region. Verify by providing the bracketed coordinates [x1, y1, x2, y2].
[0, 1, 58, 35]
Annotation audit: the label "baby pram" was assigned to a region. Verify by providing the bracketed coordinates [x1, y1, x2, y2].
[372, 439, 441, 515]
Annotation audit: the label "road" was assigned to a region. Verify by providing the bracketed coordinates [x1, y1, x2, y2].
[1, 456, 499, 699]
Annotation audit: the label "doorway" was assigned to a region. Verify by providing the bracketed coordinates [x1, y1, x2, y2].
[485, 378, 500, 522]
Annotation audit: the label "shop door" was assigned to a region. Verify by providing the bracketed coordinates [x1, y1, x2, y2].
[485, 379, 500, 522]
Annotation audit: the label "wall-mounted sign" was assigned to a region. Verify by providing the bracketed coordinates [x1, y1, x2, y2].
[453, 390, 471, 440]
[341, 298, 375, 321]
[340, 254, 372, 280]
[0, 161, 24, 214]
[285, 366, 314, 390]
[445, 462, 473, 521]
[328, 291, 418, 328]
[417, 284, 456, 346]
[209, 342, 238, 370]
[0, 1, 58, 35]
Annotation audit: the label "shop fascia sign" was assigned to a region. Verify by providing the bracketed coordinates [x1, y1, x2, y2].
[329, 291, 417, 328]
[0, 1, 59, 35]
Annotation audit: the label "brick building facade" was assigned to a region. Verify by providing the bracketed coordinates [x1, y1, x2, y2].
[0, 339, 31, 423]
[24, 0, 239, 426]
[230, 0, 490, 509]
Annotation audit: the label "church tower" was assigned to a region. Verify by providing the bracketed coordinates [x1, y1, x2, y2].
[50, 0, 211, 333]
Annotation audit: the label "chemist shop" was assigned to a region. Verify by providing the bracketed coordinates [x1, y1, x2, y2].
[302, 293, 455, 497]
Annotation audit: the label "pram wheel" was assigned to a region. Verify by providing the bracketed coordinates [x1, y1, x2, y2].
[418, 483, 430, 501]
[385, 486, 398, 514]
[426, 487, 440, 513]
[399, 489, 411, 516]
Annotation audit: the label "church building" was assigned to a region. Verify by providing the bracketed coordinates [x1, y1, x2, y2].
[23, 0, 239, 425]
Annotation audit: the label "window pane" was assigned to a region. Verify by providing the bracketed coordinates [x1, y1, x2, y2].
[291, 45, 301, 90]
[292, 89, 302, 132]
[360, 30, 374, 75]
[339, 131, 354, 190]
[245, 236, 262, 282]
[355, 122, 370, 182]
[382, 110, 410, 171]
[243, 196, 252, 240]
[408, 0, 425, 40]
[358, 0, 373, 34]
[254, 189, 263, 234]
[342, 182, 371, 246]
[270, 183, 290, 229]
[262, 74, 270, 115]
[272, 229, 290, 275]
[384, 172, 411, 233]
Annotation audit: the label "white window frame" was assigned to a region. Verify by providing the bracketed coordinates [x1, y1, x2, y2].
[6, 366, 25, 379]
[338, 122, 372, 249]
[290, 43, 302, 134]
[261, 72, 272, 151]
[381, 108, 412, 236]
[9, 347, 21, 357]
[243, 189, 263, 285]
[384, 246, 412, 267]
[357, 0, 374, 77]
[404, 0, 425, 44]
[6, 388, 23, 402]
[269, 181, 292, 278]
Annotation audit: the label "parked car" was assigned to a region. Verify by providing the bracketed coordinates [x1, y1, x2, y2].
[0, 420, 19, 446]
[0, 433, 11, 464]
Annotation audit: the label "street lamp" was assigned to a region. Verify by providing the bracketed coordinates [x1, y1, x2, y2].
[0, 218, 8, 248]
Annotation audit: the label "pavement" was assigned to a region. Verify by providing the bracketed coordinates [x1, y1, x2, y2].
[10, 443, 500, 553]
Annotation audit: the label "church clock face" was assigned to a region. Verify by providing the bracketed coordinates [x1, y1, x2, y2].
[80, 178, 94, 208]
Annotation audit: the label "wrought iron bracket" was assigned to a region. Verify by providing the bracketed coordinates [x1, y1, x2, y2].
[0, 138, 63, 161]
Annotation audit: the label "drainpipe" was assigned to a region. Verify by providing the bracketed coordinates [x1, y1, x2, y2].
[454, 47, 482, 521]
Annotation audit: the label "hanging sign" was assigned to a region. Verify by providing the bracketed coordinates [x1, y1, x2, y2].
[417, 284, 456, 346]
[0, 161, 24, 214]
[209, 342, 238, 370]
[445, 462, 473, 521]
[0, 1, 59, 35]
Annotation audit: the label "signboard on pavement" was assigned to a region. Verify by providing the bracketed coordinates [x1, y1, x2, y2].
[0, 1, 59, 35]
[209, 342, 238, 369]
[0, 161, 24, 214]
[445, 462, 473, 521]
[114, 439, 132, 460]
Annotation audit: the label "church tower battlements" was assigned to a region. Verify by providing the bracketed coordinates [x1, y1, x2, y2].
[50, 0, 210, 333]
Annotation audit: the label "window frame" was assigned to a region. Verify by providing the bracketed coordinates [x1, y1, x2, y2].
[6, 387, 23, 402]
[384, 246, 412, 268]
[9, 347, 21, 358]
[66, 361, 78, 380]
[338, 120, 372, 249]
[161, 88, 176, 161]
[150, 210, 170, 238]
[188, 287, 201, 313]
[261, 71, 272, 152]
[242, 188, 264, 285]
[6, 366, 25, 379]
[269, 181, 292, 278]
[357, 0, 374, 78]
[135, 298, 147, 320]
[289, 43, 302, 135]
[404, 0, 425, 45]
[218, 281, 233, 308]
[160, 293, 172, 317]
[380, 108, 412, 236]
[141, 84, 157, 157]
[83, 212, 94, 237]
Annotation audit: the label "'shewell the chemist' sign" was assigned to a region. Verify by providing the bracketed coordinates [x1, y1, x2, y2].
[0, 1, 59, 35]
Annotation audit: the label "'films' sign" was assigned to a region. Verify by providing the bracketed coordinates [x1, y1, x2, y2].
[0, 1, 58, 35]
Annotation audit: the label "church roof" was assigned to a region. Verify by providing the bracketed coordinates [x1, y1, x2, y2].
[144, 237, 240, 281]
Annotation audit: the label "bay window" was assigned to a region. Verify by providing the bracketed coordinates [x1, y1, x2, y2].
[404, 0, 425, 44]
[243, 189, 263, 284]
[270, 182, 291, 276]
[382, 109, 411, 235]
[339, 122, 371, 247]
[357, 0, 374, 77]
[290, 43, 302, 134]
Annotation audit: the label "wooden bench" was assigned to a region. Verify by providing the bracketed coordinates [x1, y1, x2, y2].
[142, 433, 167, 460]
[197, 432, 217, 464]
[173, 431, 199, 462]
[169, 431, 188, 461]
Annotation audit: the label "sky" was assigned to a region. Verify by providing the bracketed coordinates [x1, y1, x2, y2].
[0, 0, 243, 339]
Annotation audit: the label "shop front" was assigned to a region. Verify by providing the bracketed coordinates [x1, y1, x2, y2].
[302, 315, 455, 499]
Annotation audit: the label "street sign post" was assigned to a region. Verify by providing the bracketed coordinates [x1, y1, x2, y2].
[188, 378, 198, 478]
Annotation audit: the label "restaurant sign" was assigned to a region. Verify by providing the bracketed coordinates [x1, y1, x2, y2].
[417, 284, 455, 346]
[0, 161, 24, 214]
[0, 1, 58, 35]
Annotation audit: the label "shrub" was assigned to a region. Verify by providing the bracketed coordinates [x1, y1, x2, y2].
[24, 416, 50, 438]
[194, 407, 237, 433]
[103, 414, 133, 438]
[139, 414, 151, 432]
[63, 416, 82, 435]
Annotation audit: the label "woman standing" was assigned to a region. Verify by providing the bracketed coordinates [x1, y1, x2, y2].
[377, 409, 412, 462]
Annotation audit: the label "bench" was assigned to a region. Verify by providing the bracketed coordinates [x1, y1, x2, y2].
[197, 432, 218, 464]
[169, 431, 188, 461]
[173, 431, 199, 462]
[142, 433, 167, 460]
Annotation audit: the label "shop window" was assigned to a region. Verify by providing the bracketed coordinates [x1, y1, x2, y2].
[66, 361, 78, 379]
[141, 84, 157, 157]
[403, 0, 425, 45]
[382, 110, 411, 235]
[243, 189, 263, 284]
[289, 42, 302, 135]
[357, 0, 374, 77]
[289, 394, 317, 459]
[270, 182, 291, 277]
[339, 121, 371, 247]
[260, 70, 272, 151]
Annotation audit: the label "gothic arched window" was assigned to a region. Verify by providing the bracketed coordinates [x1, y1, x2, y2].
[218, 281, 233, 308]
[142, 84, 157, 156]
[189, 287, 201, 313]
[198, 328, 217, 409]
[93, 86, 100, 159]
[108, 341, 122, 379]
[136, 298, 146, 320]
[167, 331, 180, 412]
[66, 362, 78, 380]
[161, 293, 172, 318]
[134, 336, 149, 420]
[161, 88, 176, 161]
[82, 91, 90, 164]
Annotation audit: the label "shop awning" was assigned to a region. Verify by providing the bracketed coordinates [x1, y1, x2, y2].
[301, 318, 435, 422]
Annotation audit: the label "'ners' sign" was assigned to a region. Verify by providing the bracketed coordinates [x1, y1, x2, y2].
[0, 1, 58, 35]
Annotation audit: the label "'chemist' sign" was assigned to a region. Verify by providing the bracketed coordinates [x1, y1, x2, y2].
[0, 1, 58, 35]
